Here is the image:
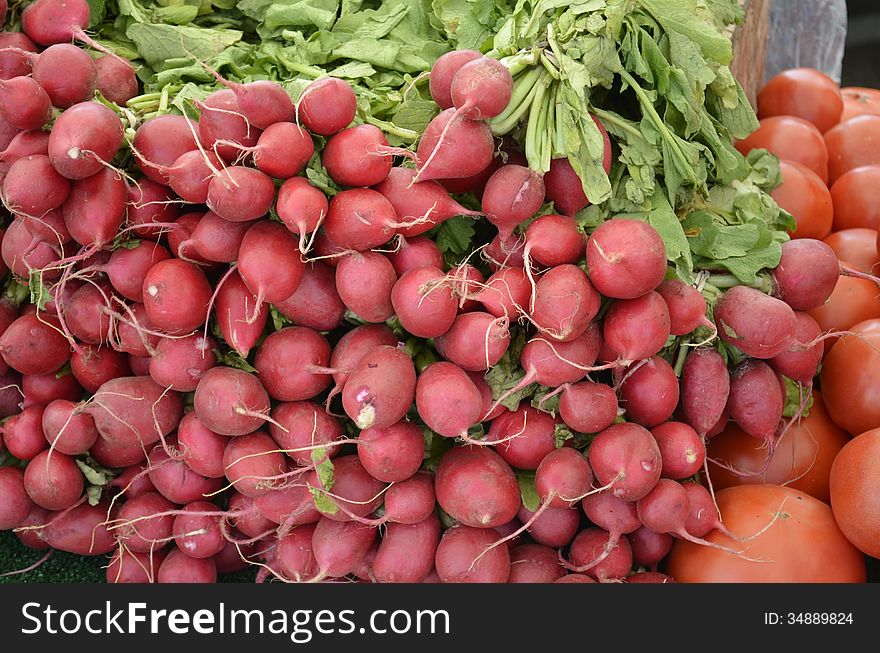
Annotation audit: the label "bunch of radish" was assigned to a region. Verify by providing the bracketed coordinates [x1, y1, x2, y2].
[0, 0, 870, 585]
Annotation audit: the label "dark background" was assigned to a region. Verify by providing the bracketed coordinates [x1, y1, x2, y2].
[842, 0, 880, 86]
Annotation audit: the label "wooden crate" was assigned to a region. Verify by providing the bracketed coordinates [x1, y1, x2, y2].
[730, 0, 771, 109]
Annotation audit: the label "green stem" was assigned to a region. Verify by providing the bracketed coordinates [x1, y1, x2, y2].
[525, 76, 551, 171]
[499, 49, 541, 76]
[591, 106, 643, 141]
[673, 339, 690, 377]
[706, 274, 772, 292]
[489, 66, 543, 130]
[362, 114, 419, 141]
[543, 84, 557, 170]
[276, 53, 324, 78]
[490, 70, 547, 136]
[539, 52, 560, 80]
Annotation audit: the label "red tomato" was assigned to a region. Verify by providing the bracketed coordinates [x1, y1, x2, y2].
[820, 319, 880, 436]
[666, 485, 866, 583]
[840, 87, 880, 123]
[829, 428, 880, 557]
[771, 160, 832, 240]
[808, 273, 880, 355]
[829, 165, 880, 231]
[707, 391, 848, 503]
[735, 116, 828, 183]
[823, 228, 879, 274]
[824, 114, 880, 184]
[757, 68, 843, 133]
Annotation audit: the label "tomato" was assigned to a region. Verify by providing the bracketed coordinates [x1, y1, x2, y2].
[735, 116, 828, 183]
[840, 87, 880, 123]
[771, 160, 832, 240]
[829, 428, 880, 558]
[823, 228, 879, 274]
[824, 114, 880, 184]
[829, 165, 880, 231]
[808, 274, 880, 355]
[707, 391, 848, 504]
[819, 319, 880, 436]
[757, 68, 843, 133]
[665, 485, 866, 583]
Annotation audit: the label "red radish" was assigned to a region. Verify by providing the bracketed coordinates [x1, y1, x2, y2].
[481, 165, 545, 241]
[308, 455, 385, 521]
[429, 50, 482, 109]
[269, 401, 343, 466]
[374, 515, 441, 583]
[323, 323, 398, 401]
[586, 218, 667, 299]
[449, 57, 514, 120]
[1, 219, 62, 278]
[62, 167, 127, 247]
[508, 327, 602, 398]
[117, 491, 176, 552]
[544, 120, 612, 215]
[254, 484, 320, 528]
[202, 69, 294, 130]
[275, 177, 328, 246]
[0, 313, 70, 375]
[182, 211, 249, 264]
[142, 259, 212, 334]
[157, 549, 217, 584]
[342, 345, 416, 430]
[22, 372, 81, 408]
[0, 468, 34, 530]
[323, 124, 392, 187]
[311, 518, 378, 579]
[70, 345, 130, 394]
[518, 504, 580, 548]
[728, 359, 784, 441]
[524, 213, 585, 267]
[197, 89, 260, 161]
[19, 208, 70, 247]
[434, 311, 510, 372]
[715, 286, 797, 359]
[485, 232, 526, 271]
[477, 267, 532, 319]
[451, 263, 485, 312]
[43, 501, 115, 555]
[556, 574, 596, 583]
[238, 220, 305, 315]
[324, 188, 400, 251]
[32, 43, 97, 108]
[558, 382, 618, 434]
[603, 291, 672, 362]
[651, 422, 705, 479]
[682, 482, 740, 540]
[64, 281, 113, 345]
[767, 311, 823, 383]
[126, 179, 182, 240]
[531, 264, 601, 342]
[214, 270, 266, 358]
[223, 431, 288, 498]
[254, 327, 331, 402]
[24, 450, 84, 511]
[296, 77, 357, 136]
[416, 361, 483, 437]
[589, 422, 662, 501]
[273, 262, 345, 333]
[206, 166, 275, 223]
[95, 54, 138, 105]
[335, 251, 397, 323]
[3, 407, 48, 461]
[177, 412, 227, 479]
[113, 302, 160, 357]
[413, 108, 495, 182]
[132, 115, 200, 185]
[435, 445, 520, 528]
[618, 356, 680, 428]
[244, 122, 313, 179]
[272, 524, 319, 581]
[173, 501, 225, 559]
[167, 149, 223, 204]
[535, 448, 593, 508]
[0, 33, 37, 81]
[629, 525, 673, 569]
[374, 167, 482, 238]
[566, 527, 633, 582]
[391, 266, 457, 337]
[193, 367, 271, 436]
[3, 154, 70, 216]
[771, 238, 840, 310]
[489, 405, 557, 470]
[357, 420, 424, 484]
[1, 130, 50, 166]
[171, 213, 206, 264]
[680, 347, 730, 435]
[656, 278, 714, 336]
[383, 472, 436, 525]
[387, 236, 443, 276]
[21, 0, 93, 46]
[635, 478, 729, 550]
[149, 334, 217, 392]
[435, 524, 511, 583]
[0, 76, 52, 130]
[48, 101, 124, 179]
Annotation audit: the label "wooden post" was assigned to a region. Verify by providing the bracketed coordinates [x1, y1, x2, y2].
[730, 0, 771, 109]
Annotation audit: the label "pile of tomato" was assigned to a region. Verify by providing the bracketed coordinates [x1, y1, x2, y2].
[664, 70, 880, 582]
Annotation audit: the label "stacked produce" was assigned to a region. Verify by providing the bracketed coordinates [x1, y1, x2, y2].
[0, 0, 875, 583]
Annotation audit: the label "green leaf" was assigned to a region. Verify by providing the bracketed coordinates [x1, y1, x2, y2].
[269, 306, 290, 332]
[86, 0, 107, 27]
[517, 474, 540, 512]
[27, 271, 52, 312]
[75, 458, 117, 487]
[554, 422, 575, 448]
[638, 0, 734, 64]
[126, 24, 243, 68]
[781, 377, 814, 419]
[434, 215, 475, 262]
[531, 386, 560, 415]
[213, 350, 258, 373]
[309, 446, 338, 514]
[648, 192, 693, 280]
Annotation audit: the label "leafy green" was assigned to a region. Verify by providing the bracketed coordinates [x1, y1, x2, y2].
[309, 446, 338, 515]
[517, 473, 540, 512]
[484, 329, 536, 410]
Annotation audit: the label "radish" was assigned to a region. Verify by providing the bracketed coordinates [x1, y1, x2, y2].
[558, 382, 618, 434]
[167, 150, 224, 204]
[308, 455, 385, 522]
[0, 76, 52, 130]
[22, 372, 81, 408]
[254, 484, 321, 528]
[64, 281, 113, 344]
[374, 515, 441, 583]
[518, 504, 580, 548]
[273, 262, 345, 333]
[177, 412, 227, 479]
[450, 57, 514, 120]
[535, 447, 593, 508]
[324, 188, 400, 251]
[32, 43, 97, 108]
[565, 527, 633, 582]
[387, 236, 443, 276]
[767, 311, 823, 383]
[296, 77, 357, 136]
[656, 278, 715, 337]
[0, 33, 37, 81]
[1, 219, 62, 278]
[636, 479, 735, 551]
[3, 155, 70, 217]
[383, 472, 437, 525]
[311, 518, 378, 580]
[374, 167, 482, 238]
[324, 324, 398, 405]
[433, 311, 510, 372]
[1, 130, 51, 167]
[451, 262, 485, 312]
[629, 525, 673, 569]
[275, 177, 328, 247]
[508, 543, 566, 582]
[728, 359, 784, 442]
[435, 525, 511, 583]
[603, 291, 672, 362]
[157, 549, 217, 584]
[126, 179, 182, 240]
[485, 232, 526, 271]
[618, 356, 680, 428]
[429, 49, 482, 109]
[272, 524, 318, 581]
[571, 491, 641, 573]
[335, 251, 397, 323]
[24, 450, 84, 510]
[588, 422, 662, 501]
[476, 267, 532, 319]
[183, 211, 250, 264]
[238, 220, 305, 317]
[94, 54, 138, 106]
[206, 166, 276, 223]
[222, 431, 288, 498]
[341, 345, 416, 430]
[524, 213, 586, 268]
[239, 122, 313, 179]
[63, 167, 128, 247]
[323, 124, 392, 187]
[253, 327, 331, 402]
[435, 445, 520, 528]
[117, 492, 176, 552]
[3, 406, 48, 461]
[214, 270, 266, 358]
[193, 367, 271, 436]
[202, 68, 294, 130]
[544, 121, 612, 215]
[270, 401, 343, 466]
[413, 108, 495, 183]
[358, 420, 424, 483]
[586, 218, 667, 299]
[48, 101, 124, 179]
[680, 347, 730, 436]
[0, 467, 35, 530]
[173, 501, 225, 559]
[651, 422, 705, 479]
[488, 405, 557, 470]
[142, 259, 212, 334]
[481, 165, 546, 241]
[391, 266, 457, 337]
[416, 361, 483, 437]
[44, 501, 115, 556]
[148, 334, 217, 392]
[531, 264, 600, 342]
[771, 238, 840, 310]
[197, 88, 261, 161]
[715, 286, 796, 359]
[0, 313, 70, 375]
[131, 115, 200, 185]
[73, 347, 131, 391]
